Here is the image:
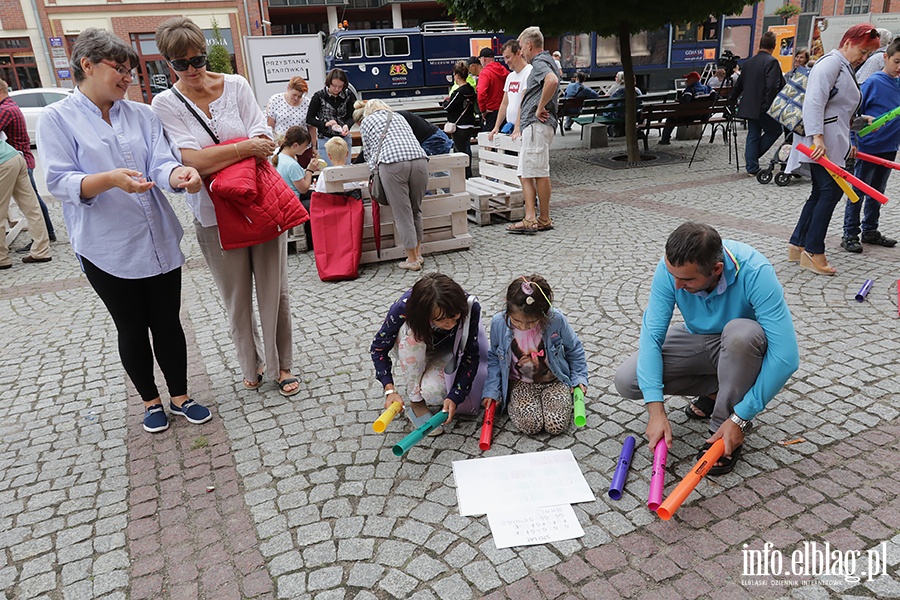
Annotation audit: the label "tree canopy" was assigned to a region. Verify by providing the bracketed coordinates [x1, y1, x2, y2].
[439, 0, 751, 39]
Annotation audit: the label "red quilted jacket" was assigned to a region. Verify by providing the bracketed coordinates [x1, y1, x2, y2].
[206, 138, 309, 250]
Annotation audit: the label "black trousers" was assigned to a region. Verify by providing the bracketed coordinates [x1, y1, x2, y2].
[452, 127, 474, 178]
[81, 257, 188, 402]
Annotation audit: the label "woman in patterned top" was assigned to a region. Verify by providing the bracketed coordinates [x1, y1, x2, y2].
[306, 68, 356, 166]
[371, 273, 486, 435]
[151, 17, 302, 398]
[266, 76, 312, 142]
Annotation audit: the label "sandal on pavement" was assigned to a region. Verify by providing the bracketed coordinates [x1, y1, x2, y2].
[398, 259, 422, 271]
[507, 218, 539, 234]
[684, 395, 715, 420]
[799, 251, 836, 276]
[536, 217, 554, 231]
[243, 373, 263, 390]
[278, 377, 301, 397]
[697, 442, 743, 476]
[787, 244, 804, 263]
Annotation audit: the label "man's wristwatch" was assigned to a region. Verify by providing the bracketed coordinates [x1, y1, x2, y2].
[729, 413, 751, 432]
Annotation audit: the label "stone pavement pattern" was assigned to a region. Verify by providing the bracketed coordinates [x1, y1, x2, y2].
[1, 131, 899, 600]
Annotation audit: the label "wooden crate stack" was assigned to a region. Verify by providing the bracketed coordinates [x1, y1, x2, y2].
[320, 153, 472, 264]
[466, 132, 525, 226]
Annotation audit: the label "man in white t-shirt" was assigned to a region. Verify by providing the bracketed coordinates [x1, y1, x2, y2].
[489, 39, 534, 141]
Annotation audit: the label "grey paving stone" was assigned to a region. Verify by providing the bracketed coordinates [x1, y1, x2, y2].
[307, 566, 344, 591]
[347, 563, 385, 588]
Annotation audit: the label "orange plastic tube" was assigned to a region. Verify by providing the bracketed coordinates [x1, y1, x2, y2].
[656, 439, 725, 521]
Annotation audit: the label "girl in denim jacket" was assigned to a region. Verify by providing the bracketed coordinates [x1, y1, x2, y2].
[482, 275, 588, 434]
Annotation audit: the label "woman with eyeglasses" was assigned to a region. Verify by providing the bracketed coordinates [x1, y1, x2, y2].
[151, 17, 302, 398]
[37, 28, 210, 433]
[306, 68, 356, 166]
[786, 23, 881, 276]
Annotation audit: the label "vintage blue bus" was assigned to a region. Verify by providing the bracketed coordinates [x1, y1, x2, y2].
[323, 23, 513, 98]
[558, 12, 758, 90]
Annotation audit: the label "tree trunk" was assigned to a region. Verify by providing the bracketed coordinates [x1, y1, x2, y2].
[618, 21, 640, 162]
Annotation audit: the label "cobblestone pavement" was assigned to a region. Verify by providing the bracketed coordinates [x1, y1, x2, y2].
[2, 129, 900, 600]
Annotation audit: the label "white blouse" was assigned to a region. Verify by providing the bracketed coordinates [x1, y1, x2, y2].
[266, 92, 311, 140]
[152, 74, 270, 227]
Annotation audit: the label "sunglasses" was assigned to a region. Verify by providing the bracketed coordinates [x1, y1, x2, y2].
[168, 55, 208, 71]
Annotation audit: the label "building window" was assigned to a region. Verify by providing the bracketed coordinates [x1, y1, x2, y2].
[0, 38, 39, 90]
[844, 0, 869, 14]
[801, 0, 821, 12]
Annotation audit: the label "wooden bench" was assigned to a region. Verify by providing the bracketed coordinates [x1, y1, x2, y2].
[467, 132, 525, 226]
[319, 153, 471, 264]
[557, 91, 678, 138]
[637, 95, 728, 151]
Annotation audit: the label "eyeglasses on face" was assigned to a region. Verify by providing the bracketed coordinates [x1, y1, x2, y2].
[100, 60, 137, 78]
[168, 55, 209, 71]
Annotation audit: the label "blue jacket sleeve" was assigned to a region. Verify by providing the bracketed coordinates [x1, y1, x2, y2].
[447, 300, 482, 404]
[636, 259, 676, 402]
[482, 313, 505, 401]
[370, 292, 409, 388]
[557, 311, 589, 388]
[733, 265, 800, 421]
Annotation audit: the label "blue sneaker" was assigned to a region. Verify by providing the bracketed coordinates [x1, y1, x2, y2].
[169, 398, 212, 424]
[143, 404, 169, 433]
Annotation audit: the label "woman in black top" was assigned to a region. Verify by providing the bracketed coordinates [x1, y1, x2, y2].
[444, 61, 477, 178]
[306, 68, 356, 165]
[396, 110, 454, 156]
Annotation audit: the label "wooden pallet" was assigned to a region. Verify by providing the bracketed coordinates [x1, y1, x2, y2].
[4, 204, 27, 248]
[320, 153, 471, 264]
[465, 177, 524, 225]
[466, 132, 526, 226]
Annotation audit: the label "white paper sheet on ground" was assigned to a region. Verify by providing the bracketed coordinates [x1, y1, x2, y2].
[452, 449, 595, 516]
[487, 504, 585, 549]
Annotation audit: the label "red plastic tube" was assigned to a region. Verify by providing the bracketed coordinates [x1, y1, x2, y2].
[795, 144, 888, 205]
[479, 401, 496, 451]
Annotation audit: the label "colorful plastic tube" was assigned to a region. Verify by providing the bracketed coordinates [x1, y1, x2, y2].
[856, 280, 874, 302]
[856, 151, 900, 171]
[392, 411, 448, 457]
[647, 440, 668, 512]
[796, 144, 888, 205]
[573, 387, 586, 428]
[479, 401, 496, 451]
[859, 105, 900, 137]
[828, 170, 860, 203]
[656, 439, 725, 520]
[372, 401, 402, 433]
[608, 436, 636, 500]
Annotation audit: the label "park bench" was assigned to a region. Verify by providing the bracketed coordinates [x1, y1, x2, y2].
[467, 132, 525, 226]
[637, 94, 731, 151]
[318, 153, 472, 263]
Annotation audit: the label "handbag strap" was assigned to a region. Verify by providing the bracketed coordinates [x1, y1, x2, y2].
[373, 111, 394, 167]
[172, 86, 220, 145]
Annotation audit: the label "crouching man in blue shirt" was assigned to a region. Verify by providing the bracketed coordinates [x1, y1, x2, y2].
[615, 222, 799, 475]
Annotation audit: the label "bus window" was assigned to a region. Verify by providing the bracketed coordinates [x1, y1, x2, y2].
[365, 37, 382, 58]
[722, 25, 751, 60]
[325, 36, 337, 58]
[384, 36, 410, 57]
[338, 38, 362, 60]
[560, 33, 591, 69]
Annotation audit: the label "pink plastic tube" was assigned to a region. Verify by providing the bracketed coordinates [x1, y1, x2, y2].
[647, 440, 668, 512]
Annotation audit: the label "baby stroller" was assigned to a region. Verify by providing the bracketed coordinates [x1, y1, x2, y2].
[756, 143, 796, 186]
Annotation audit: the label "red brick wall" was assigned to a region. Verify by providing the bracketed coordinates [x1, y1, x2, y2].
[0, 0, 28, 30]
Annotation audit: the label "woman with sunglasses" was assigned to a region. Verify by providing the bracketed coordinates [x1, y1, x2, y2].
[786, 23, 881, 276]
[151, 17, 302, 398]
[37, 28, 210, 433]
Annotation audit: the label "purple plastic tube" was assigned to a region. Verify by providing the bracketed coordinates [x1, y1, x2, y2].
[608, 436, 636, 500]
[856, 279, 874, 302]
[647, 440, 668, 512]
